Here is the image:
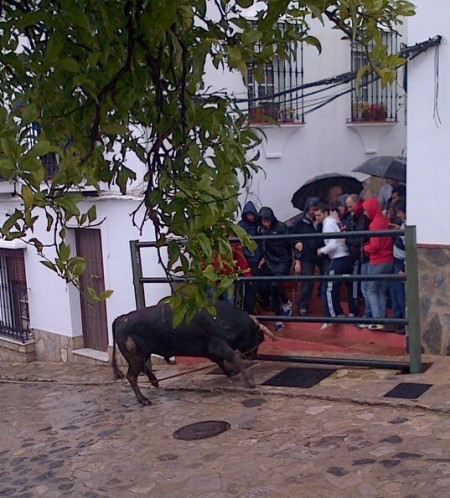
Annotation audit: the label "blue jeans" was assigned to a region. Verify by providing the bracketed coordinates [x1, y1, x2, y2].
[366, 262, 393, 318]
[321, 256, 352, 317]
[389, 259, 406, 318]
[360, 262, 372, 318]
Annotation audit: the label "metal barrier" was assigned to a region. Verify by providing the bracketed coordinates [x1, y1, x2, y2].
[130, 226, 422, 373]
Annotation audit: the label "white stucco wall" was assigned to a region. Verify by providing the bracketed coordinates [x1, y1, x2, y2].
[0, 193, 170, 342]
[407, 1, 450, 244]
[205, 18, 407, 222]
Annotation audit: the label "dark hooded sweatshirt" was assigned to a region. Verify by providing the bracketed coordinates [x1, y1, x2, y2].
[362, 197, 394, 265]
[258, 206, 292, 274]
[238, 201, 262, 264]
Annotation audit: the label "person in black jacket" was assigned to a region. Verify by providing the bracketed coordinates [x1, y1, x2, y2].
[257, 206, 292, 331]
[238, 201, 263, 313]
[292, 197, 324, 316]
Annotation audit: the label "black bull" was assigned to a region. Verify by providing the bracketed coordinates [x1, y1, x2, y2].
[112, 302, 275, 405]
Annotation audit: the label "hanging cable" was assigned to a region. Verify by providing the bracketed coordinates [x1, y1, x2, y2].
[229, 35, 442, 108]
[433, 42, 442, 127]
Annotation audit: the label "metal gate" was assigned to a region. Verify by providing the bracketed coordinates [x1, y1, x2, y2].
[129, 226, 422, 373]
[0, 249, 32, 343]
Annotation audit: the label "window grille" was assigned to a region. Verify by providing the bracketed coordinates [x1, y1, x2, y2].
[247, 27, 304, 124]
[0, 249, 32, 342]
[23, 122, 59, 178]
[350, 33, 399, 122]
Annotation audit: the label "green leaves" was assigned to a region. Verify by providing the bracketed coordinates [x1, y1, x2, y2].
[0, 0, 416, 320]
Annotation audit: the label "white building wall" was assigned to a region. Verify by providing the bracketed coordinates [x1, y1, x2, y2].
[407, 0, 450, 244]
[0, 193, 170, 344]
[205, 19, 407, 222]
[0, 196, 76, 337]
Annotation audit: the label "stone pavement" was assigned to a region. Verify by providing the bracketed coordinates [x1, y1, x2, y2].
[1, 354, 450, 497]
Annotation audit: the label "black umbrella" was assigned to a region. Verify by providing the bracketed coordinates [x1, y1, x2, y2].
[291, 173, 363, 211]
[352, 156, 406, 183]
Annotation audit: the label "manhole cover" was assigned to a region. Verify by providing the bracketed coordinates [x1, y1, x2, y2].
[384, 382, 432, 399]
[173, 420, 230, 441]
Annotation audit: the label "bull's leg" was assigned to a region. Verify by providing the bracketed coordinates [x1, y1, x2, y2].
[126, 356, 152, 406]
[216, 359, 240, 377]
[143, 357, 159, 388]
[217, 359, 258, 377]
[208, 339, 257, 388]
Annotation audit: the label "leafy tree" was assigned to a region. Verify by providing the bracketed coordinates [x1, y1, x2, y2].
[0, 0, 414, 322]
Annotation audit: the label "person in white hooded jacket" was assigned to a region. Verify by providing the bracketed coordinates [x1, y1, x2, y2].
[315, 202, 352, 329]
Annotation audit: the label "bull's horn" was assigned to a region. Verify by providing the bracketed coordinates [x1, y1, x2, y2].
[249, 315, 277, 341]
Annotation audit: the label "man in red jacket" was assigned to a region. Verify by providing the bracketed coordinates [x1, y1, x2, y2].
[362, 197, 394, 330]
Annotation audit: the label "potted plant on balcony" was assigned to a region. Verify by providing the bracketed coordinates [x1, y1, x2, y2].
[248, 102, 279, 122]
[353, 102, 387, 122]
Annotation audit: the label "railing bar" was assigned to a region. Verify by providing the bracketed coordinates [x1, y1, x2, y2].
[139, 274, 406, 284]
[134, 230, 403, 248]
[255, 354, 410, 371]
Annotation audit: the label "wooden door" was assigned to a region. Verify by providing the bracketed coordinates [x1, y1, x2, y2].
[75, 229, 108, 351]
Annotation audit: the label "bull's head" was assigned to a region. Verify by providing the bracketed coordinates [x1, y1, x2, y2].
[239, 316, 275, 359]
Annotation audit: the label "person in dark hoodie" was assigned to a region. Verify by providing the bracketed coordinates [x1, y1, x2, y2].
[238, 201, 263, 313]
[257, 206, 292, 331]
[389, 198, 406, 327]
[363, 197, 394, 330]
[292, 197, 323, 316]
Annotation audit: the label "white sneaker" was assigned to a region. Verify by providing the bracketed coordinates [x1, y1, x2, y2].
[282, 301, 293, 317]
[320, 323, 333, 331]
[274, 322, 284, 331]
[368, 324, 385, 331]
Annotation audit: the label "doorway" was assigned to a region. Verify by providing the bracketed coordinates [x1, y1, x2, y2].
[75, 229, 108, 351]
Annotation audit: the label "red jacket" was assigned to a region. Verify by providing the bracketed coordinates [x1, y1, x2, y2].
[213, 242, 251, 276]
[362, 197, 394, 264]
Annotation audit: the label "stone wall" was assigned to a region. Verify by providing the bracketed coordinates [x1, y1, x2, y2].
[0, 337, 36, 362]
[33, 329, 84, 363]
[418, 245, 450, 355]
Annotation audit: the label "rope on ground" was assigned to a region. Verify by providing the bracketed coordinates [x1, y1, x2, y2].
[0, 363, 216, 386]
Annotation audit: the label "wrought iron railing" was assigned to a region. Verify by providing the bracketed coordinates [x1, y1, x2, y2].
[129, 226, 422, 374]
[350, 33, 399, 123]
[247, 27, 304, 124]
[0, 323, 34, 343]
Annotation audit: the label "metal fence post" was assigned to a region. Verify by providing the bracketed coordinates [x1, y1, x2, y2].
[130, 240, 146, 309]
[404, 225, 422, 373]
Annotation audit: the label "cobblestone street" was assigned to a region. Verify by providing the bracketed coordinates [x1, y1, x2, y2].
[1, 359, 450, 497]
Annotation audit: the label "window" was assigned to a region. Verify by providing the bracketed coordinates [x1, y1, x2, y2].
[24, 122, 59, 178]
[350, 33, 399, 122]
[0, 249, 32, 342]
[247, 28, 304, 124]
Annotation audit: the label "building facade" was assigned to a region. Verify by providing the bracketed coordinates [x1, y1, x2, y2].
[1, 2, 448, 360]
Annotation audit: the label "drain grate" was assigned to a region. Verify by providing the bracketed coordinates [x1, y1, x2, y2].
[262, 367, 336, 388]
[384, 382, 433, 399]
[173, 420, 230, 441]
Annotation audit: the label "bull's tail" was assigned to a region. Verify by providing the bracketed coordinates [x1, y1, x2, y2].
[111, 317, 124, 380]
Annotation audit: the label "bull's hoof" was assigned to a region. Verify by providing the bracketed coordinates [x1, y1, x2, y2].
[243, 372, 257, 389]
[138, 397, 152, 406]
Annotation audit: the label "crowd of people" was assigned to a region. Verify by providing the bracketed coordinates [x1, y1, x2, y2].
[235, 182, 406, 333]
